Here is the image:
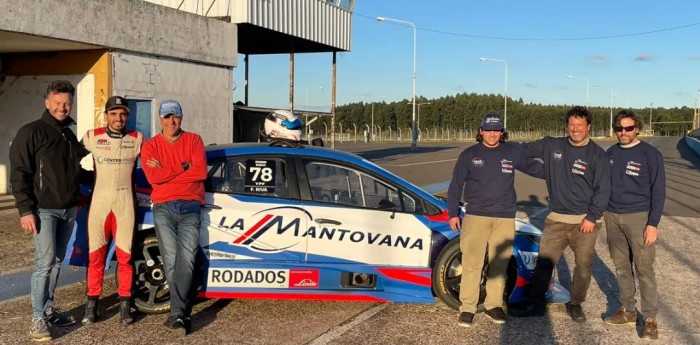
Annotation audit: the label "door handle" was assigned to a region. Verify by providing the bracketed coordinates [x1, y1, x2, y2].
[314, 218, 342, 225]
[202, 204, 222, 210]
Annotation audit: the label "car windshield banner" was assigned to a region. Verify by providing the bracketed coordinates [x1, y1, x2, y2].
[245, 159, 276, 193]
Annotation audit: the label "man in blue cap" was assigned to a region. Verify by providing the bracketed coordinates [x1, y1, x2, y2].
[141, 99, 207, 335]
[447, 113, 543, 327]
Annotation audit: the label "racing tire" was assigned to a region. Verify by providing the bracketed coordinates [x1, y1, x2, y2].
[132, 235, 171, 314]
[432, 239, 462, 310]
[432, 239, 518, 311]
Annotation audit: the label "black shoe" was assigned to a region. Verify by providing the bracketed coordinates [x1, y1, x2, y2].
[81, 298, 100, 325]
[485, 308, 507, 324]
[164, 315, 190, 336]
[458, 312, 474, 328]
[119, 298, 133, 325]
[45, 307, 76, 327]
[509, 303, 546, 317]
[566, 303, 587, 323]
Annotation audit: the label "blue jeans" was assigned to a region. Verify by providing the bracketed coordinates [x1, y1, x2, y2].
[32, 207, 77, 320]
[152, 203, 201, 317]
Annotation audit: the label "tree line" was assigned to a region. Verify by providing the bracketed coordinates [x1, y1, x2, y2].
[313, 92, 696, 136]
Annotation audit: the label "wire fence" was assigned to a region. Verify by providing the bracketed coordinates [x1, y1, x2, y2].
[320, 126, 618, 143]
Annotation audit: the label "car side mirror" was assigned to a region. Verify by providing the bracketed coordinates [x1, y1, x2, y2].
[377, 199, 396, 211]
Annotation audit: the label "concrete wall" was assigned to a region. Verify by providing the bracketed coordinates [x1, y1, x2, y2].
[112, 52, 233, 145]
[1, 0, 237, 67]
[0, 75, 92, 194]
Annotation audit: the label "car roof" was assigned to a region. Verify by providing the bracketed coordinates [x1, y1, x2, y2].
[205, 142, 364, 163]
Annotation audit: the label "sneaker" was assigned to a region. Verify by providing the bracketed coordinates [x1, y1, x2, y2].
[566, 303, 587, 323]
[458, 312, 474, 328]
[603, 308, 637, 325]
[164, 315, 190, 336]
[45, 307, 76, 327]
[641, 319, 658, 341]
[484, 308, 507, 324]
[30, 318, 52, 342]
[509, 303, 545, 317]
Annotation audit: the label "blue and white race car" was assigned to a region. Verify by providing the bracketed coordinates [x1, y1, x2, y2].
[68, 140, 569, 314]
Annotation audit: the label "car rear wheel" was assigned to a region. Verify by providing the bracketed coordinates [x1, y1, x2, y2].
[133, 235, 171, 314]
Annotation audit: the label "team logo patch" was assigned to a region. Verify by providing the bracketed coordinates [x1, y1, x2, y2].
[97, 139, 109, 145]
[625, 161, 641, 176]
[472, 157, 484, 167]
[553, 150, 563, 161]
[571, 159, 588, 175]
[500, 159, 513, 174]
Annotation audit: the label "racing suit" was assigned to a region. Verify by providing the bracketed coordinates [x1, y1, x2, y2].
[82, 128, 143, 297]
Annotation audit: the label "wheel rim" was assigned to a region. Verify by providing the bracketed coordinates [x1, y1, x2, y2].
[134, 240, 170, 307]
[443, 251, 462, 303]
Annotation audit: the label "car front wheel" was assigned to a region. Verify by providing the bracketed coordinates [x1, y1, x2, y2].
[133, 235, 171, 314]
[432, 239, 517, 310]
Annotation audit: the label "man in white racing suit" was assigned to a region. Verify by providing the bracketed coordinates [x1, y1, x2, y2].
[81, 96, 143, 325]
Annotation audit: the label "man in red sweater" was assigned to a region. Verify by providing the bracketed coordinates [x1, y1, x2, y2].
[140, 99, 206, 336]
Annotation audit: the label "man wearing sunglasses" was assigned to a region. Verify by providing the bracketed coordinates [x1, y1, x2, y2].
[603, 110, 665, 341]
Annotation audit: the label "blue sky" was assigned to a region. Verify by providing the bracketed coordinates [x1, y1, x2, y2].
[234, 1, 700, 111]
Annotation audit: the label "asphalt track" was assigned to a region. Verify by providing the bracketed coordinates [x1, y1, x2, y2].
[0, 136, 698, 345]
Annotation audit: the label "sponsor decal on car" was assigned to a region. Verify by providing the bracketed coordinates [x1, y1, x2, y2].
[289, 270, 320, 288]
[207, 268, 320, 288]
[218, 212, 424, 252]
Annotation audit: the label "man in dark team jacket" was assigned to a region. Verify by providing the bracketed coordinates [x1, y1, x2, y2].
[511, 106, 611, 323]
[447, 113, 544, 328]
[602, 110, 665, 341]
[10, 80, 89, 342]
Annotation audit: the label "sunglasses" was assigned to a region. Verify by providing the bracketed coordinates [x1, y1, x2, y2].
[614, 125, 636, 132]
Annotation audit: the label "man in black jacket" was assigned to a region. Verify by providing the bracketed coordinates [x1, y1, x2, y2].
[10, 80, 89, 342]
[510, 106, 611, 323]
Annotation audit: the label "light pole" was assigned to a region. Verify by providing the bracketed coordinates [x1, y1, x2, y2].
[479, 58, 508, 129]
[361, 95, 386, 141]
[565, 75, 589, 107]
[303, 86, 324, 140]
[609, 89, 617, 137]
[377, 16, 418, 150]
[417, 102, 431, 141]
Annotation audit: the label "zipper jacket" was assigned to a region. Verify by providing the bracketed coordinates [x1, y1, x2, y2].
[9, 110, 89, 216]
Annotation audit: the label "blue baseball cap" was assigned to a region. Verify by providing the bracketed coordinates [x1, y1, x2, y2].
[159, 99, 183, 117]
[481, 113, 504, 131]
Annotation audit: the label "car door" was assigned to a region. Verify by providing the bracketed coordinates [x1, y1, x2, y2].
[200, 154, 308, 262]
[298, 158, 432, 267]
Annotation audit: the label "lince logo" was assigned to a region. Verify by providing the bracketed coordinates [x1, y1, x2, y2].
[294, 279, 319, 288]
[217, 206, 423, 252]
[472, 157, 484, 167]
[97, 139, 109, 145]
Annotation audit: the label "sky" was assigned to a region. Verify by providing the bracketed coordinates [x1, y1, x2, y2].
[233, 1, 700, 111]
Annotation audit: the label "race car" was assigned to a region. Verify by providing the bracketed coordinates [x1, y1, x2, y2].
[66, 140, 569, 314]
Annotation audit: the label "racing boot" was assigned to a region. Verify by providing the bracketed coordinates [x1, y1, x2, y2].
[119, 297, 133, 325]
[81, 297, 100, 325]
